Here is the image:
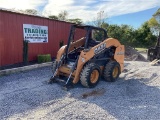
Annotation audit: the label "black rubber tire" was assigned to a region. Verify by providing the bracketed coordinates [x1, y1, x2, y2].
[80, 63, 101, 88]
[52, 60, 57, 74]
[103, 61, 120, 82]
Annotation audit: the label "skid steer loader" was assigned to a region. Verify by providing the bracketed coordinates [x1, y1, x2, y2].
[48, 25, 124, 89]
[147, 34, 160, 64]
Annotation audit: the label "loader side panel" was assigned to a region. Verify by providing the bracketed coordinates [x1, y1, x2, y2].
[114, 45, 125, 72]
[105, 38, 124, 72]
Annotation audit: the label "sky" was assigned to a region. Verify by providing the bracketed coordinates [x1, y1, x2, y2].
[0, 0, 160, 28]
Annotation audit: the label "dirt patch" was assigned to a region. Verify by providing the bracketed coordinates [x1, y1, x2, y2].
[81, 88, 105, 99]
[125, 46, 148, 62]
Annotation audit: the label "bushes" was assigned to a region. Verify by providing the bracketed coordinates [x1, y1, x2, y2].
[38, 54, 51, 63]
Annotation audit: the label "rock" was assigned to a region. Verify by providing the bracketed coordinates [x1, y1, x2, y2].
[125, 46, 148, 62]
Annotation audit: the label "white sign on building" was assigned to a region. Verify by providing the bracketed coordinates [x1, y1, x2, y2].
[23, 24, 48, 43]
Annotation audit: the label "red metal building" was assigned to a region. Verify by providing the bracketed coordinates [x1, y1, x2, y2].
[0, 9, 84, 67]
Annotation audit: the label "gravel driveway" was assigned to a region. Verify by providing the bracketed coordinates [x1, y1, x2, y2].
[0, 61, 160, 120]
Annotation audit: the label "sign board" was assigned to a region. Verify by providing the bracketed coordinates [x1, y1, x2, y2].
[23, 24, 48, 43]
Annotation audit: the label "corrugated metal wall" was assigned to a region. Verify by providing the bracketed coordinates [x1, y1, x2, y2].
[0, 10, 85, 66]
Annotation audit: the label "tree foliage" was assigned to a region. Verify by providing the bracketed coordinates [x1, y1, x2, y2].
[148, 17, 159, 27]
[68, 18, 83, 24]
[148, 17, 160, 36]
[135, 21, 157, 47]
[48, 15, 58, 20]
[153, 8, 160, 17]
[107, 24, 135, 46]
[11, 9, 39, 15]
[89, 9, 158, 48]
[25, 9, 38, 15]
[105, 22, 157, 48]
[48, 11, 83, 24]
[58, 10, 68, 21]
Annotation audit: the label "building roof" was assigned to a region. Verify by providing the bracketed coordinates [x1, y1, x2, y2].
[0, 8, 73, 24]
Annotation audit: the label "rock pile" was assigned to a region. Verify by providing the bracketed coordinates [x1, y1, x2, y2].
[125, 46, 148, 62]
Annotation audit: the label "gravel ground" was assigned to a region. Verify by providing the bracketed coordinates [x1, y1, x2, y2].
[0, 61, 160, 120]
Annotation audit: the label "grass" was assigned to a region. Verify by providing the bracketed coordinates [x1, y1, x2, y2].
[135, 48, 147, 52]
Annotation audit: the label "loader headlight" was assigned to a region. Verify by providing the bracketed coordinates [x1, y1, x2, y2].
[81, 57, 85, 63]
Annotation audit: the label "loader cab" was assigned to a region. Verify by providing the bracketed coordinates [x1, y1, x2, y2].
[83, 25, 108, 49]
[65, 25, 108, 61]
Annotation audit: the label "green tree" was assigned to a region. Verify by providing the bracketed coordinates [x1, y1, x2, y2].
[107, 24, 138, 47]
[25, 9, 38, 15]
[58, 10, 68, 20]
[101, 22, 109, 29]
[91, 23, 109, 41]
[135, 21, 157, 47]
[148, 17, 160, 36]
[68, 18, 83, 24]
[13, 9, 39, 15]
[48, 11, 83, 25]
[107, 24, 126, 44]
[48, 15, 58, 20]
